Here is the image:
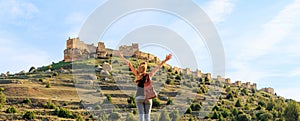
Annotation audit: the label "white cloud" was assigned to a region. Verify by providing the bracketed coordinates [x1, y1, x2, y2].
[0, 0, 39, 19]
[228, 0, 300, 83]
[239, 0, 300, 60]
[201, 0, 235, 23]
[0, 36, 50, 73]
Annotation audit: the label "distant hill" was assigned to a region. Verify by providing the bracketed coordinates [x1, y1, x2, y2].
[0, 39, 299, 120]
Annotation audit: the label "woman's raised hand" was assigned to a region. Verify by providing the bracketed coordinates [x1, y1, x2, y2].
[165, 54, 172, 61]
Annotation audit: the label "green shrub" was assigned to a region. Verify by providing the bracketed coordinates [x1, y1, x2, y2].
[53, 71, 59, 76]
[108, 112, 122, 120]
[0, 92, 6, 107]
[256, 105, 262, 110]
[221, 108, 230, 118]
[175, 75, 182, 80]
[192, 103, 201, 111]
[259, 112, 273, 121]
[167, 98, 174, 105]
[211, 110, 219, 119]
[29, 66, 36, 73]
[95, 105, 101, 110]
[44, 101, 57, 109]
[204, 77, 211, 85]
[23, 98, 32, 104]
[232, 108, 239, 115]
[266, 102, 275, 111]
[284, 101, 300, 121]
[126, 113, 137, 121]
[23, 111, 35, 120]
[166, 78, 174, 85]
[75, 115, 83, 121]
[235, 99, 242, 107]
[46, 81, 51, 88]
[186, 107, 192, 114]
[152, 98, 161, 107]
[0, 88, 4, 92]
[127, 95, 136, 108]
[159, 110, 171, 121]
[5, 106, 17, 113]
[237, 114, 251, 121]
[212, 105, 220, 111]
[258, 101, 266, 107]
[57, 108, 72, 118]
[226, 92, 234, 100]
[106, 95, 112, 103]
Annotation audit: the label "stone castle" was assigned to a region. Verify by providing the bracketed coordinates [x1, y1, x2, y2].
[64, 37, 160, 63]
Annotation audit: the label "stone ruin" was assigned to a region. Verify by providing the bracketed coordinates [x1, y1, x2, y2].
[63, 37, 160, 63]
[261, 87, 275, 94]
[225, 78, 231, 84]
[119, 43, 139, 57]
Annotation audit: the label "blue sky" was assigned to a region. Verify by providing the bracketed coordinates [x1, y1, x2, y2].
[1, 0, 300, 101]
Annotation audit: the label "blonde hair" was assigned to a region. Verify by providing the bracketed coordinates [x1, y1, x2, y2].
[134, 61, 147, 83]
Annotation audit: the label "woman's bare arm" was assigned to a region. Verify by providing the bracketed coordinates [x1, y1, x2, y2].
[149, 54, 172, 77]
[118, 51, 138, 77]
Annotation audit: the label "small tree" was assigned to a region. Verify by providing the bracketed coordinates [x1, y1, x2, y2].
[127, 95, 136, 108]
[284, 100, 300, 121]
[152, 98, 161, 107]
[266, 102, 275, 111]
[23, 98, 32, 104]
[186, 107, 192, 114]
[106, 95, 112, 103]
[237, 114, 251, 121]
[232, 108, 239, 116]
[0, 88, 6, 109]
[159, 110, 171, 121]
[45, 81, 51, 88]
[44, 101, 57, 109]
[57, 108, 72, 118]
[221, 108, 231, 118]
[235, 99, 242, 107]
[126, 113, 137, 121]
[211, 110, 219, 119]
[167, 98, 174, 105]
[23, 111, 36, 120]
[259, 112, 273, 121]
[108, 112, 122, 120]
[29, 66, 36, 73]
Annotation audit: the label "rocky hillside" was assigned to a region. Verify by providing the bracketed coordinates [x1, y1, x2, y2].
[0, 56, 299, 121]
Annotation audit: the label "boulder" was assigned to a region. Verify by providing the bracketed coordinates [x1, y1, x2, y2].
[102, 62, 112, 72]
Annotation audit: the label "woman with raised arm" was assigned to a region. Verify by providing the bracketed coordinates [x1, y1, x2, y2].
[118, 51, 172, 121]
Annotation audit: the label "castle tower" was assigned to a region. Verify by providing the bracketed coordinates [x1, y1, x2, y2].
[96, 42, 107, 58]
[251, 83, 257, 90]
[225, 78, 231, 84]
[194, 69, 202, 78]
[235, 81, 242, 86]
[245, 82, 251, 88]
[217, 75, 224, 82]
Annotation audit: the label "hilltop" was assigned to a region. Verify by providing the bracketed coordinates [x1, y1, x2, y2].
[0, 38, 299, 121]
